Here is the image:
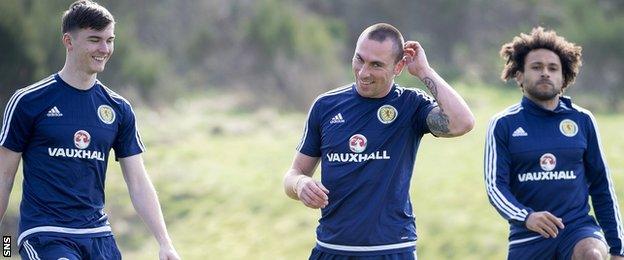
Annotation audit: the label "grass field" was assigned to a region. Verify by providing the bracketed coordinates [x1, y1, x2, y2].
[2, 84, 623, 259]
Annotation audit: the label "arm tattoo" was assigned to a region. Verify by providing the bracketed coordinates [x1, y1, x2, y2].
[427, 107, 450, 136]
[423, 77, 451, 135]
[423, 77, 437, 99]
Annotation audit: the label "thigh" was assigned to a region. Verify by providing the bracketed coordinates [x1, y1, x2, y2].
[508, 238, 557, 260]
[83, 236, 122, 260]
[558, 224, 607, 260]
[19, 236, 81, 260]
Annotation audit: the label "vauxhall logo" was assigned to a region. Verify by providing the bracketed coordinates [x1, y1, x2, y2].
[326, 134, 390, 163]
[47, 130, 105, 161]
[518, 153, 576, 182]
[349, 134, 367, 153]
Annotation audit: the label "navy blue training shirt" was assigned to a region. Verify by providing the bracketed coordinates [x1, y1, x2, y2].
[297, 83, 437, 256]
[1, 74, 145, 246]
[485, 96, 624, 256]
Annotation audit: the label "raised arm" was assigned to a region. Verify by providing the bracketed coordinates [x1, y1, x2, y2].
[0, 146, 20, 223]
[403, 41, 474, 137]
[283, 152, 328, 209]
[119, 154, 180, 260]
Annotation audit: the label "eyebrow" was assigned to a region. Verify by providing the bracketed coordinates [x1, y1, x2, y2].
[529, 61, 559, 66]
[355, 53, 386, 66]
[87, 35, 115, 40]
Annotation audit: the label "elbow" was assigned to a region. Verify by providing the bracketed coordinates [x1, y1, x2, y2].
[462, 114, 476, 133]
[450, 114, 475, 136]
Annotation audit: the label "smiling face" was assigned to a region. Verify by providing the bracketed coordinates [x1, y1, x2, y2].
[517, 48, 564, 102]
[352, 37, 404, 98]
[65, 23, 115, 75]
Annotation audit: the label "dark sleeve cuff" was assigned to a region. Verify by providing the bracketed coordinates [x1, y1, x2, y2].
[0, 144, 23, 153]
[509, 208, 534, 227]
[609, 249, 624, 257]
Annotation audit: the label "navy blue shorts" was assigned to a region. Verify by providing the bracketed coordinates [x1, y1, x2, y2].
[19, 235, 121, 260]
[508, 222, 606, 260]
[309, 247, 417, 260]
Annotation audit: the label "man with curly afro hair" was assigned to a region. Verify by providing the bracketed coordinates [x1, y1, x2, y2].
[485, 27, 624, 260]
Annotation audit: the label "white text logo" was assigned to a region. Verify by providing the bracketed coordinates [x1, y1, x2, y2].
[48, 148, 105, 161]
[518, 171, 576, 182]
[326, 151, 390, 163]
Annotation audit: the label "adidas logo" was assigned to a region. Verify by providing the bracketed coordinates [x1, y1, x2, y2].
[46, 106, 63, 117]
[330, 113, 345, 124]
[512, 127, 528, 137]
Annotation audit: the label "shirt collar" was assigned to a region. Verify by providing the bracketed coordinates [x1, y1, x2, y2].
[521, 95, 574, 116]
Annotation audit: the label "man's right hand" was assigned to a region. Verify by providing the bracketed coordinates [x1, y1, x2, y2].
[296, 176, 329, 209]
[526, 211, 565, 238]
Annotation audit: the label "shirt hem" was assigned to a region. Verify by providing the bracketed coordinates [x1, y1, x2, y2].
[316, 239, 416, 256]
[18, 225, 113, 246]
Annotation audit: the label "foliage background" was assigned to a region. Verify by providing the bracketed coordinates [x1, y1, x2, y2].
[0, 0, 622, 259]
[1, 0, 623, 112]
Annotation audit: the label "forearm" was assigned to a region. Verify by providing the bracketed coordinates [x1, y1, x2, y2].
[591, 194, 624, 255]
[0, 180, 14, 222]
[0, 148, 20, 223]
[583, 156, 624, 252]
[418, 68, 474, 136]
[283, 169, 309, 200]
[283, 152, 320, 200]
[0, 174, 16, 221]
[126, 175, 173, 247]
[485, 182, 533, 223]
[484, 125, 532, 223]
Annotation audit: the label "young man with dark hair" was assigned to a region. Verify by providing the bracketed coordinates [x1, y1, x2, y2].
[485, 27, 624, 260]
[0, 1, 180, 259]
[283, 23, 474, 259]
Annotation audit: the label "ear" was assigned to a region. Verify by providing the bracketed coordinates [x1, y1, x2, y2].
[393, 58, 406, 76]
[515, 70, 524, 86]
[62, 33, 73, 50]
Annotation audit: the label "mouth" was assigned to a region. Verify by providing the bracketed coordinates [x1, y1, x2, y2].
[93, 56, 107, 62]
[537, 80, 553, 86]
[359, 80, 374, 86]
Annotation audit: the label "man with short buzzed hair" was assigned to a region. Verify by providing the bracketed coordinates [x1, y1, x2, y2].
[283, 23, 475, 259]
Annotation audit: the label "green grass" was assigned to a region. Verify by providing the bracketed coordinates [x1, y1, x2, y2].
[3, 84, 623, 259]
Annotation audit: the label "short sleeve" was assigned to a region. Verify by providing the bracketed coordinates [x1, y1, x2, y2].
[296, 98, 322, 157]
[112, 101, 145, 159]
[0, 91, 35, 152]
[410, 89, 437, 135]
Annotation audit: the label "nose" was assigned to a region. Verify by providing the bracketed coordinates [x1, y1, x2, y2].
[358, 64, 370, 78]
[98, 41, 111, 54]
[540, 67, 550, 78]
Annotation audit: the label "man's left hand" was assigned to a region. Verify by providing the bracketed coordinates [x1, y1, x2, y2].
[403, 41, 431, 79]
